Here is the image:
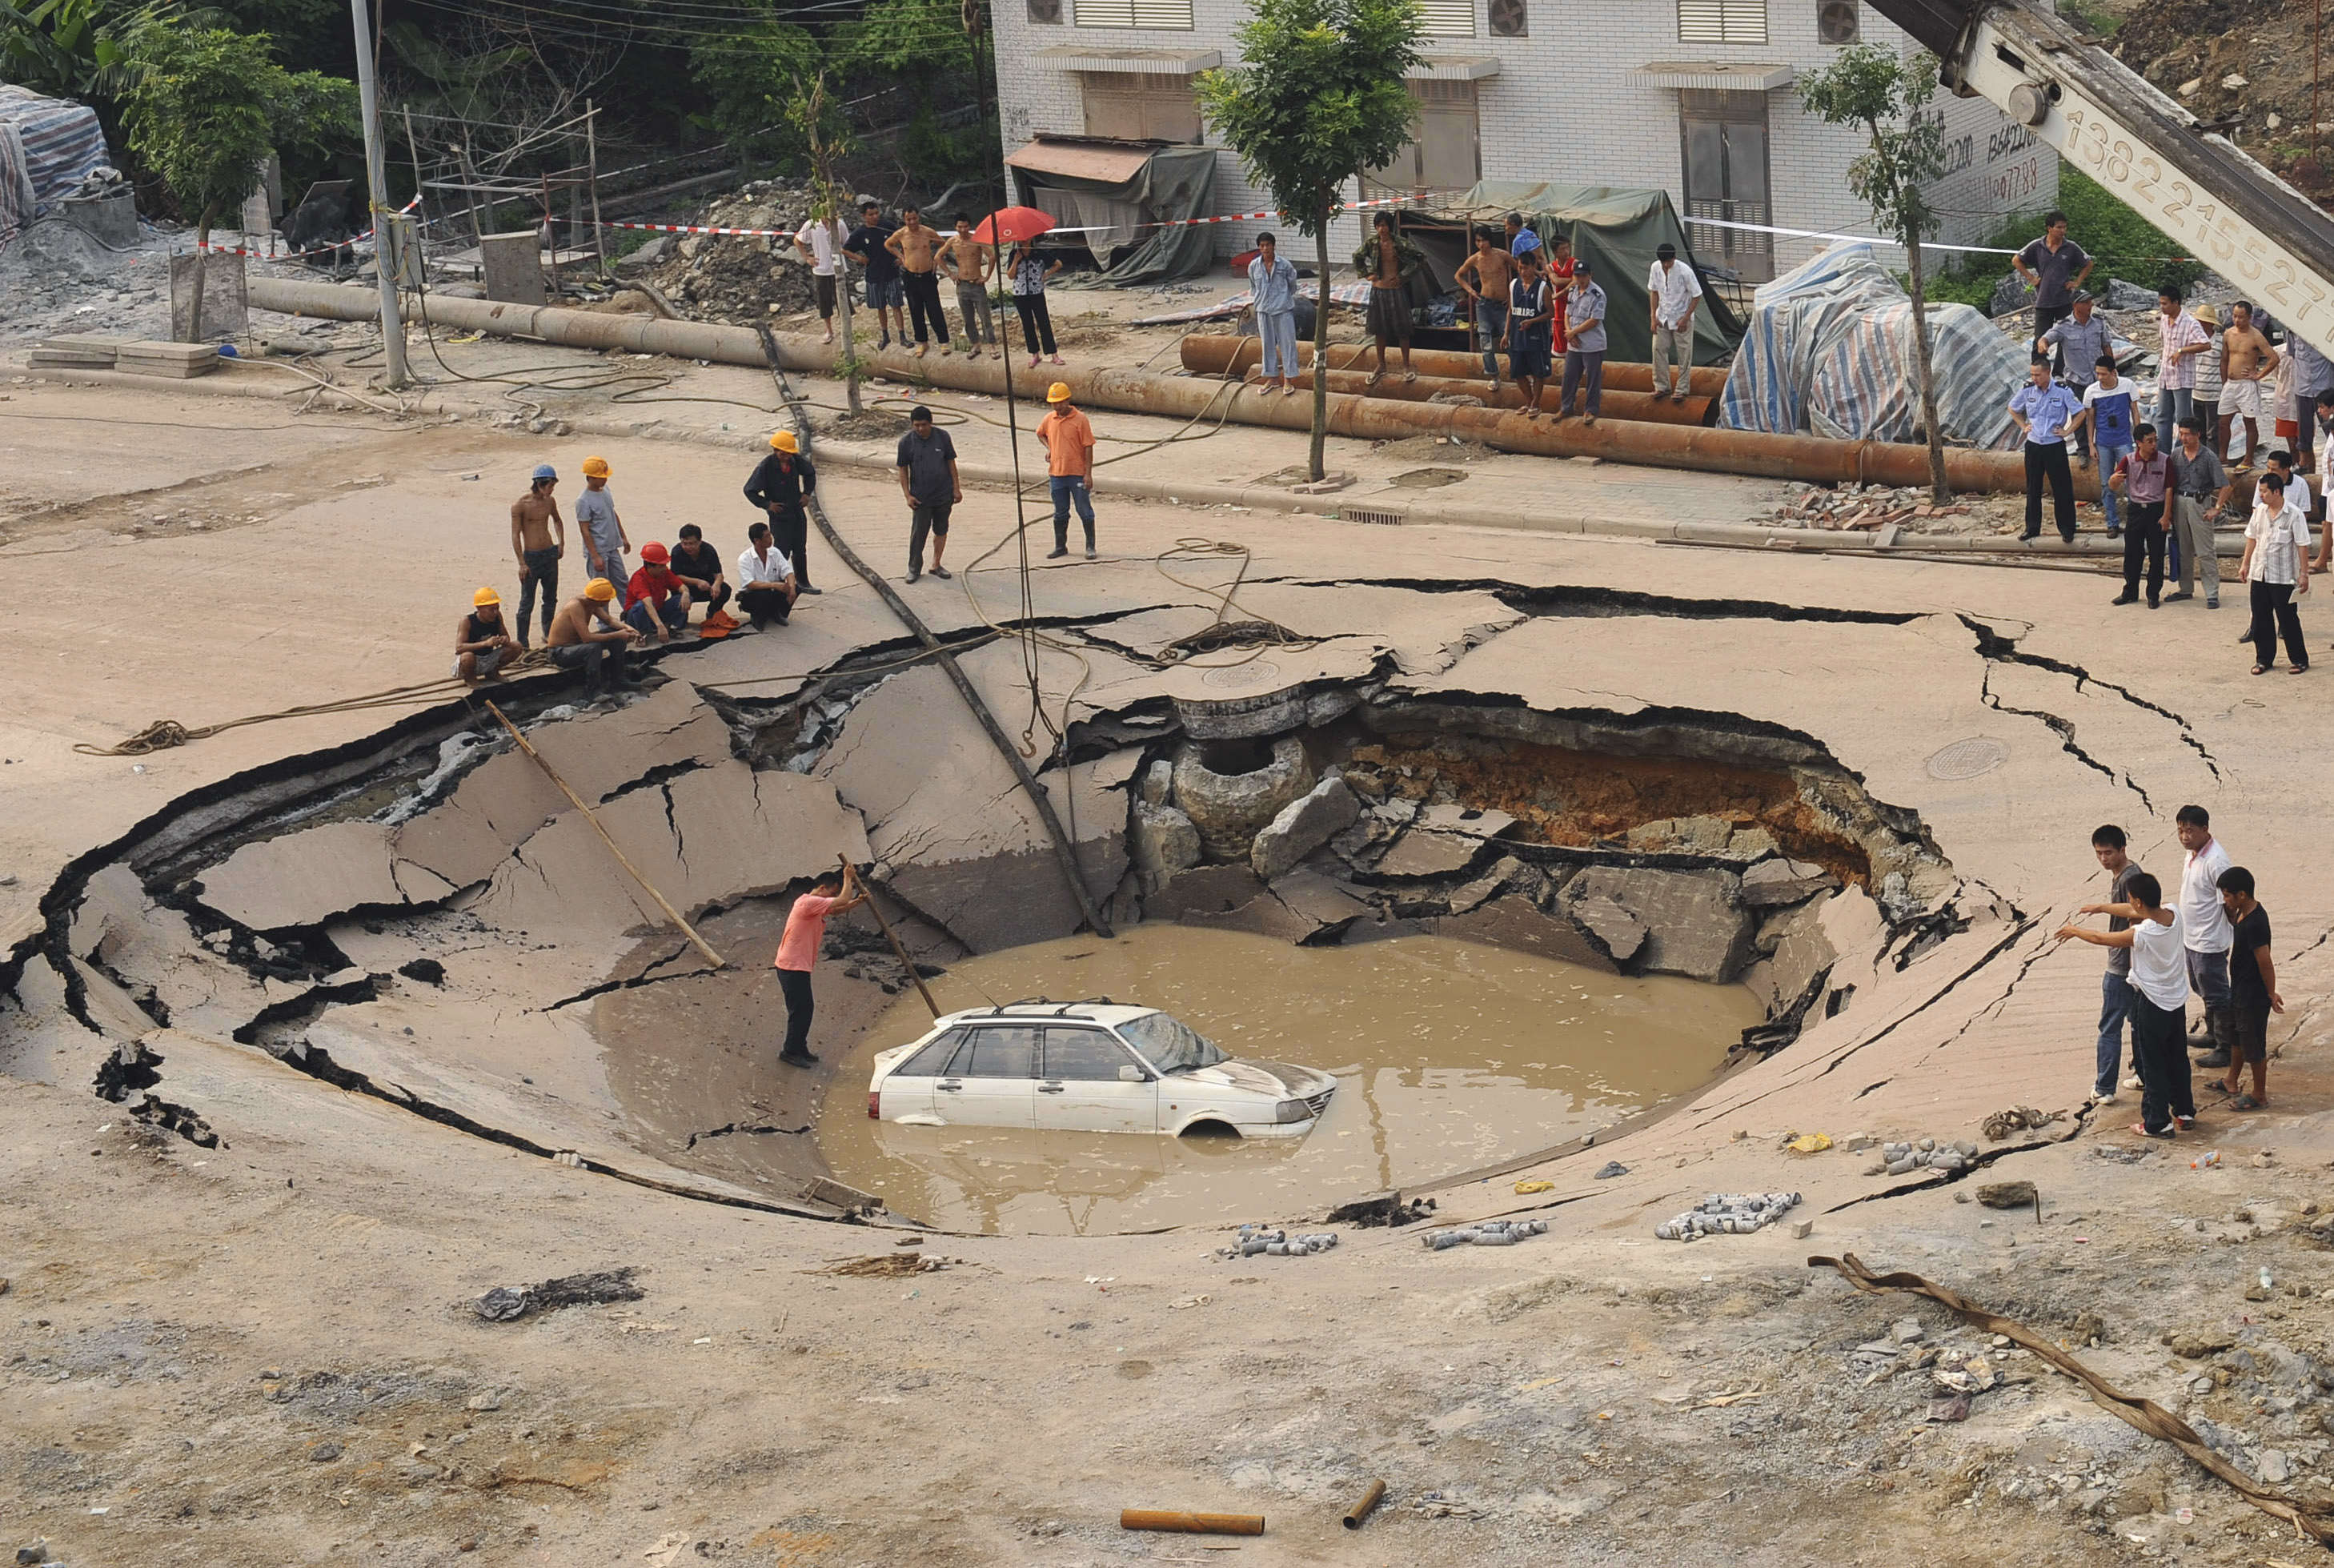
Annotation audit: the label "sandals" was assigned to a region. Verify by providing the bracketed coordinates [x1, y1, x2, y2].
[2131, 1121, 2176, 1139]
[2252, 664, 2272, 676]
[2232, 1093, 2264, 1110]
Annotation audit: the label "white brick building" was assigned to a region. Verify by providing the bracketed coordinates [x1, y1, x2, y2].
[991, 0, 2056, 282]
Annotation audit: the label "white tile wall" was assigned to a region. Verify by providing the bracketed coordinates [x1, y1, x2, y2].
[991, 0, 2058, 275]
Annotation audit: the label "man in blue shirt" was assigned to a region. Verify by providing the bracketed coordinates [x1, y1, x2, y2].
[1246, 231, 1301, 397]
[2010, 355, 2083, 543]
[2075, 353, 2138, 538]
[1555, 261, 1608, 422]
[2040, 291, 2111, 461]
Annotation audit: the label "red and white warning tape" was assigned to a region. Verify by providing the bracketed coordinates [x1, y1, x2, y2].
[597, 194, 1426, 242]
[193, 195, 425, 259]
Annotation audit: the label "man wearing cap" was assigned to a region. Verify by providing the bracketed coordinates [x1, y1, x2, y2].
[1247, 231, 1302, 396]
[1037, 383, 1098, 559]
[744, 430, 820, 594]
[546, 579, 639, 692]
[736, 520, 798, 628]
[668, 523, 731, 620]
[2040, 291, 2111, 464]
[509, 464, 566, 651]
[1646, 243, 1702, 404]
[624, 544, 691, 644]
[1556, 260, 1608, 423]
[896, 404, 960, 583]
[455, 587, 520, 685]
[575, 456, 629, 604]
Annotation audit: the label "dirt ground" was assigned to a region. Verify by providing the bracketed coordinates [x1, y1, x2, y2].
[8, 349, 2334, 1568]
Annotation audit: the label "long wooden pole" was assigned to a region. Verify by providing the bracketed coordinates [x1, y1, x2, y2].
[483, 700, 726, 970]
[842, 854, 940, 1019]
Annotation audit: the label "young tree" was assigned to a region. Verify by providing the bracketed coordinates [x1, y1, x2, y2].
[1197, 0, 1420, 481]
[787, 73, 862, 413]
[123, 20, 354, 337]
[1799, 45, 1951, 503]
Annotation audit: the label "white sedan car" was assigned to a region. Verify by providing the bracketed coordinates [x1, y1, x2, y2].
[867, 1002, 1335, 1137]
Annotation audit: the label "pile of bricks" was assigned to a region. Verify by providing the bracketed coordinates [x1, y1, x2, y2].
[1761, 483, 1971, 531]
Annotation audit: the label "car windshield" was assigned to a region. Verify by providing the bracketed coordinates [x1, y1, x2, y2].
[1115, 1011, 1227, 1073]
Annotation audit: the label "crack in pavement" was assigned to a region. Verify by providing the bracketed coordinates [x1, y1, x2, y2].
[1820, 1129, 2079, 1211]
[1973, 656, 2148, 808]
[1260, 577, 1926, 626]
[1959, 612, 2221, 783]
[684, 1120, 811, 1149]
[539, 940, 704, 1013]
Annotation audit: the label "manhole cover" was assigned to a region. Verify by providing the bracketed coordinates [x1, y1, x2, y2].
[1200, 660, 1283, 690]
[1389, 466, 1466, 489]
[1925, 737, 2010, 780]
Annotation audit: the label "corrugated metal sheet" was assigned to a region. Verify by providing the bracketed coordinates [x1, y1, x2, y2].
[1721, 243, 2025, 451]
[1006, 138, 1157, 182]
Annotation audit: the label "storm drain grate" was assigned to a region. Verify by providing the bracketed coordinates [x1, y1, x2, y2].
[1925, 736, 2011, 780]
[1339, 507, 1404, 526]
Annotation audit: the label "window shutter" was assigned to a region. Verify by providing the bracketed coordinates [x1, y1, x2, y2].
[1420, 0, 1474, 34]
[1676, 0, 1767, 44]
[1072, 0, 1194, 26]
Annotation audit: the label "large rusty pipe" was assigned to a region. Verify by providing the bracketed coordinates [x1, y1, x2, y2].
[1120, 1510, 1265, 1536]
[1294, 365, 1715, 427]
[245, 279, 2083, 496]
[1183, 333, 1730, 399]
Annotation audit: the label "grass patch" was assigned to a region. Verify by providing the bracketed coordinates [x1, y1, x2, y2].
[1922, 166, 2205, 311]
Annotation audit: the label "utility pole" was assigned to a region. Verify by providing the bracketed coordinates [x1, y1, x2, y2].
[348, 0, 408, 386]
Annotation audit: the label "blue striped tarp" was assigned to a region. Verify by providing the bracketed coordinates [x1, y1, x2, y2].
[0, 123, 33, 245]
[0, 86, 111, 215]
[1720, 244, 2025, 452]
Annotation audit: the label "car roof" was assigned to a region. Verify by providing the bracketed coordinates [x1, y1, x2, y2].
[932, 1001, 1160, 1029]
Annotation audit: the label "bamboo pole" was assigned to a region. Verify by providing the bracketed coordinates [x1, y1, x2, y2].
[483, 700, 726, 970]
[585, 100, 607, 276]
[841, 855, 940, 1019]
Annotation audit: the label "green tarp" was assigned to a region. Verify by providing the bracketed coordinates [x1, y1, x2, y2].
[1431, 182, 1743, 366]
[1023, 145, 1217, 290]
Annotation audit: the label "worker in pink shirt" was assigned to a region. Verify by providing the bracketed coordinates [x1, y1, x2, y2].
[772, 866, 868, 1067]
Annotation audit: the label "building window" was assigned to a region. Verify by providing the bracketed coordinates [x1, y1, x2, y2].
[1816, 0, 1859, 42]
[1420, 0, 1473, 36]
[1082, 72, 1204, 141]
[1676, 0, 1767, 44]
[1362, 80, 1480, 199]
[1678, 89, 1774, 282]
[1071, 0, 1195, 27]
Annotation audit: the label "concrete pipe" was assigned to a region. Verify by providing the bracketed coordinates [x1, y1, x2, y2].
[245, 279, 2082, 497]
[1282, 365, 1716, 427]
[1181, 334, 1730, 399]
[1172, 736, 1313, 863]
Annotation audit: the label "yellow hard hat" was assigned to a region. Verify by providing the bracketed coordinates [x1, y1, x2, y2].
[581, 455, 610, 479]
[770, 430, 799, 452]
[584, 577, 616, 602]
[472, 587, 501, 608]
[1046, 382, 1072, 403]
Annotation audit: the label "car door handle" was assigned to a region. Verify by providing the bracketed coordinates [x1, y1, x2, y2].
[1037, 1083, 1065, 1093]
[936, 1081, 962, 1092]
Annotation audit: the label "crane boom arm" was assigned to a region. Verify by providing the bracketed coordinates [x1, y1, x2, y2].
[1871, 0, 2334, 348]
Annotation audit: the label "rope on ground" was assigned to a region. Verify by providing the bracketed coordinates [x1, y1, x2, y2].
[1812, 1252, 2334, 1544]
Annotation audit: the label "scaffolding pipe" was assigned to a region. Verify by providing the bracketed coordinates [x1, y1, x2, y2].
[243, 279, 2083, 496]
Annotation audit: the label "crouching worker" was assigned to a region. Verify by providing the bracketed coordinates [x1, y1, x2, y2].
[736, 520, 798, 628]
[455, 587, 520, 685]
[668, 523, 732, 620]
[547, 577, 640, 692]
[624, 542, 692, 643]
[772, 865, 870, 1068]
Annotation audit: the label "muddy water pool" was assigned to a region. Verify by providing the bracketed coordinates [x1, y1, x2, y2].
[813, 924, 1759, 1235]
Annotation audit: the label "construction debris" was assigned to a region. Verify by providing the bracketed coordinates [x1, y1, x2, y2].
[1758, 483, 1971, 531]
[472, 1266, 645, 1321]
[1875, 1137, 1978, 1176]
[1215, 1225, 1340, 1259]
[629, 178, 823, 327]
[1656, 1193, 1802, 1241]
[1425, 1217, 1549, 1249]
[1980, 1105, 2063, 1141]
[820, 1253, 950, 1277]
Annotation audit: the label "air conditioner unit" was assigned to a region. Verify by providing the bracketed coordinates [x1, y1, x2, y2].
[1818, 0, 1859, 44]
[1488, 0, 1526, 37]
[1029, 0, 1062, 22]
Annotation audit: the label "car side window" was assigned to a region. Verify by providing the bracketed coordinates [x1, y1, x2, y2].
[953, 1025, 1038, 1079]
[1042, 1028, 1140, 1081]
[900, 1032, 964, 1077]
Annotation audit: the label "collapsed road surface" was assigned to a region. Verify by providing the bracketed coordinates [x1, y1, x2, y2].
[6, 380, 2334, 1566]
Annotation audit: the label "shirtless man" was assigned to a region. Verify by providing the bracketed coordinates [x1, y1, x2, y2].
[545, 577, 640, 694]
[943, 215, 996, 359]
[885, 206, 951, 357]
[509, 463, 566, 650]
[2217, 301, 2280, 467]
[1454, 228, 1517, 389]
[1353, 212, 1419, 383]
[454, 587, 519, 685]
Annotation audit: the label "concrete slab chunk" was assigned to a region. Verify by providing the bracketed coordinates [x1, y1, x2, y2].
[1561, 866, 1755, 982]
[1434, 896, 1619, 972]
[1741, 856, 1843, 907]
[198, 819, 404, 930]
[1249, 775, 1360, 882]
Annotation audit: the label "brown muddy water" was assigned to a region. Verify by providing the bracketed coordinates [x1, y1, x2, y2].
[812, 924, 1761, 1235]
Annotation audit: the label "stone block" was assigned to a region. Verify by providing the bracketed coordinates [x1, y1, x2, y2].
[1141, 760, 1173, 807]
[1249, 775, 1359, 882]
[1740, 856, 1841, 908]
[1132, 801, 1201, 883]
[1569, 893, 1646, 966]
[1144, 864, 1266, 922]
[1434, 896, 1618, 972]
[1559, 865, 1755, 982]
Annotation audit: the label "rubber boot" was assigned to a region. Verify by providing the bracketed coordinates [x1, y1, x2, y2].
[2195, 1008, 2233, 1070]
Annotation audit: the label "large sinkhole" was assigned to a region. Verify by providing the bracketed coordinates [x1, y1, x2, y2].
[19, 653, 1949, 1234]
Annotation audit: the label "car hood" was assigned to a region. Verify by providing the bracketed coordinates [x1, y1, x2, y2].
[1175, 1059, 1335, 1098]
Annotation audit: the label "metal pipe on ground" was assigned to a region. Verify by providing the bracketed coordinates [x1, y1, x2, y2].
[1181, 333, 1730, 399]
[1287, 365, 1716, 427]
[1120, 1510, 1266, 1536]
[243, 279, 2084, 497]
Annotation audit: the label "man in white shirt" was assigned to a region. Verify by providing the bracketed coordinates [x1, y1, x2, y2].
[793, 207, 846, 345]
[2239, 467, 2312, 673]
[1646, 243, 1702, 403]
[2059, 867, 2195, 1136]
[2175, 804, 2236, 1069]
[736, 519, 798, 628]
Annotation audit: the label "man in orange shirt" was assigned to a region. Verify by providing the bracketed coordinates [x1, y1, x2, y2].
[772, 866, 869, 1067]
[1037, 382, 1097, 559]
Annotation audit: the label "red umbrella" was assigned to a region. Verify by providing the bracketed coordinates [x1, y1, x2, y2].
[973, 207, 1056, 246]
